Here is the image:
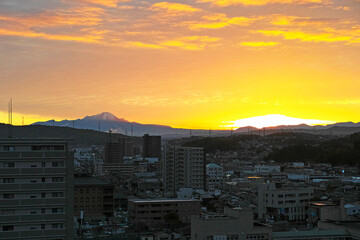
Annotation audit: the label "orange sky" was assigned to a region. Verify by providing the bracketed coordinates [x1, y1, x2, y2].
[0, 0, 359, 129]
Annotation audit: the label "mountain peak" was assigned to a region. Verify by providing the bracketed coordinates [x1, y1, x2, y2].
[84, 112, 128, 122]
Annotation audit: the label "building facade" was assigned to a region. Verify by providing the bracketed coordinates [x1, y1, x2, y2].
[206, 163, 223, 190]
[142, 134, 161, 160]
[104, 137, 134, 165]
[258, 183, 314, 221]
[192, 207, 272, 240]
[128, 199, 201, 228]
[74, 174, 114, 224]
[0, 139, 74, 240]
[163, 146, 205, 197]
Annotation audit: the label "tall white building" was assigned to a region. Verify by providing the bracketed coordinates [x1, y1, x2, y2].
[0, 139, 74, 240]
[163, 146, 205, 197]
[206, 163, 223, 190]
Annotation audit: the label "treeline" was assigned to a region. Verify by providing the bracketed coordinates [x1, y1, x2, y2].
[267, 133, 360, 166]
[182, 135, 260, 153]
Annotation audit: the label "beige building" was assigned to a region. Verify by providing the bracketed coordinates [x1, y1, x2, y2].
[163, 146, 205, 197]
[258, 183, 314, 221]
[0, 139, 74, 240]
[128, 199, 201, 228]
[192, 207, 272, 240]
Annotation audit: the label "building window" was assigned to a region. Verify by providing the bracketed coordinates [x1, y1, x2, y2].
[42, 193, 46, 198]
[41, 208, 45, 213]
[52, 177, 63, 182]
[42, 178, 46, 183]
[42, 162, 46, 167]
[52, 192, 64, 198]
[41, 224, 45, 229]
[3, 226, 14, 231]
[3, 146, 15, 151]
[3, 178, 14, 183]
[4, 163, 15, 168]
[3, 194, 14, 199]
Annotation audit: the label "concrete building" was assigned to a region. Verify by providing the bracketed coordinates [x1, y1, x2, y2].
[258, 183, 314, 221]
[163, 146, 205, 197]
[74, 174, 114, 224]
[143, 134, 161, 160]
[128, 199, 201, 228]
[206, 163, 223, 190]
[104, 137, 134, 165]
[0, 139, 74, 240]
[191, 207, 272, 240]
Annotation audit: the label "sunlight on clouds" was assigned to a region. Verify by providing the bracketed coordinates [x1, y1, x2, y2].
[186, 13, 258, 30]
[79, 0, 127, 8]
[240, 41, 279, 47]
[160, 35, 221, 50]
[0, 28, 102, 43]
[258, 30, 353, 43]
[149, 2, 202, 14]
[197, 0, 327, 7]
[125, 41, 166, 49]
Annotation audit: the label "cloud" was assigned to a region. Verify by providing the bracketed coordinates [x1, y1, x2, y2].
[79, 0, 129, 8]
[149, 2, 202, 15]
[160, 35, 221, 50]
[0, 7, 104, 28]
[125, 41, 166, 49]
[240, 41, 279, 47]
[185, 13, 258, 30]
[258, 29, 354, 43]
[197, 0, 329, 7]
[0, 28, 102, 43]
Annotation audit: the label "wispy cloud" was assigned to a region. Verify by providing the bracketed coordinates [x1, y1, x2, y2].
[240, 41, 279, 47]
[197, 0, 330, 7]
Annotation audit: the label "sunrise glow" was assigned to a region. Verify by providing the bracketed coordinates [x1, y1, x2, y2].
[223, 114, 334, 129]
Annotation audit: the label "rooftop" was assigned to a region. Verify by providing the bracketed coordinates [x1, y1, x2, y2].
[74, 176, 113, 187]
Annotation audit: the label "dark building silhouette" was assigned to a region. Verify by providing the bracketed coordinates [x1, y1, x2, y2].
[0, 139, 74, 240]
[74, 174, 114, 224]
[104, 137, 134, 165]
[142, 134, 161, 160]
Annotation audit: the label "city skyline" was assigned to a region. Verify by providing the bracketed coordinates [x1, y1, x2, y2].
[0, 0, 359, 129]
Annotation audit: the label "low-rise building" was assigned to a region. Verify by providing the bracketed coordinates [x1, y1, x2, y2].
[128, 199, 201, 228]
[74, 174, 114, 224]
[258, 183, 314, 221]
[191, 207, 272, 240]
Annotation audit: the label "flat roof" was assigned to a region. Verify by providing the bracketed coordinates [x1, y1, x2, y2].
[74, 176, 113, 187]
[272, 229, 350, 238]
[129, 198, 201, 203]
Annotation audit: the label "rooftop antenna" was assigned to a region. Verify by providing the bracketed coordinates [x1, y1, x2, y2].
[190, 130, 192, 137]
[52, 120, 55, 127]
[231, 127, 233, 136]
[98, 121, 100, 131]
[72, 120, 75, 128]
[131, 125, 133, 136]
[8, 98, 13, 139]
[108, 129, 112, 142]
[22, 116, 24, 126]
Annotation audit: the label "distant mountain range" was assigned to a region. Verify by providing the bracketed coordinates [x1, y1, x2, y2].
[32, 112, 360, 138]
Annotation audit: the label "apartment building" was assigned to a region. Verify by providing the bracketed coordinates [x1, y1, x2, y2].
[128, 199, 201, 228]
[258, 183, 314, 221]
[206, 163, 223, 190]
[74, 174, 114, 224]
[163, 146, 205, 197]
[192, 207, 272, 240]
[0, 139, 74, 240]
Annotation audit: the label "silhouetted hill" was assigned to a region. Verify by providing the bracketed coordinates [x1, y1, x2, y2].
[0, 123, 139, 146]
